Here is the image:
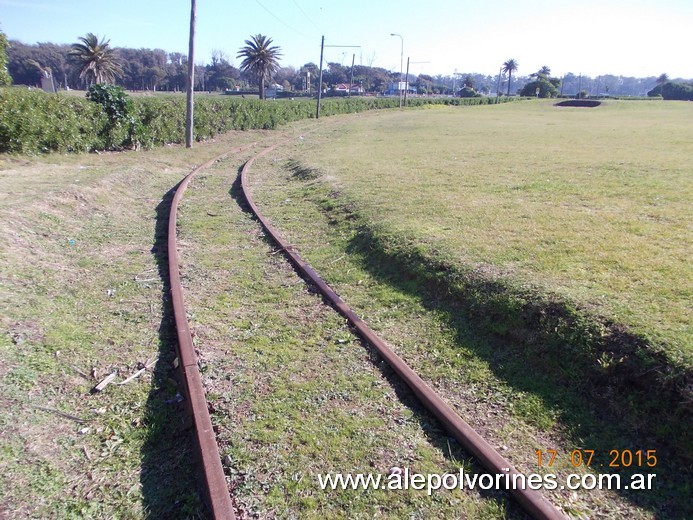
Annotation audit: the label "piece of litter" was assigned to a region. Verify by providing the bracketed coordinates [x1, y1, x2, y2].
[92, 373, 116, 392]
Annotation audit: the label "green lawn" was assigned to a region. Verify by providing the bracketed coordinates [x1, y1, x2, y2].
[240, 101, 692, 517]
[0, 133, 260, 518]
[1, 99, 690, 519]
[284, 100, 691, 363]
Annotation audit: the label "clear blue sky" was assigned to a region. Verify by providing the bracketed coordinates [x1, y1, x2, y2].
[1, 0, 691, 79]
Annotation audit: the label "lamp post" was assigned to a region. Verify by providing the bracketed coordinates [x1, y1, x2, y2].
[390, 33, 403, 108]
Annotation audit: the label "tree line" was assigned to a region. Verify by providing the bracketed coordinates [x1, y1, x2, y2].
[3, 32, 691, 99]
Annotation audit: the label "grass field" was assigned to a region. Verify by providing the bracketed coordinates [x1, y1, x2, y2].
[243, 100, 692, 517]
[0, 132, 264, 517]
[0, 99, 690, 518]
[176, 160, 516, 518]
[284, 100, 691, 361]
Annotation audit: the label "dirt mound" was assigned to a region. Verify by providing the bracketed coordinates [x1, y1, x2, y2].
[555, 99, 602, 107]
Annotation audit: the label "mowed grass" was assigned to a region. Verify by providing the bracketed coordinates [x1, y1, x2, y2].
[175, 162, 513, 519]
[287, 100, 692, 364]
[0, 132, 262, 518]
[240, 102, 692, 517]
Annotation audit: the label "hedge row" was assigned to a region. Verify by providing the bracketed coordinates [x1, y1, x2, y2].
[0, 88, 519, 154]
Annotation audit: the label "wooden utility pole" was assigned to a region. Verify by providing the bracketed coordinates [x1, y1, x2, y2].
[349, 53, 355, 97]
[316, 35, 325, 119]
[185, 0, 196, 148]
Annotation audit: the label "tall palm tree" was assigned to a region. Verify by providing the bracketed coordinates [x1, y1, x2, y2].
[534, 65, 551, 79]
[237, 34, 282, 100]
[69, 33, 122, 86]
[502, 58, 519, 96]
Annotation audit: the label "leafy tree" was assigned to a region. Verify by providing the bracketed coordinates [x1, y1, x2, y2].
[520, 79, 557, 98]
[7, 41, 77, 89]
[69, 33, 122, 86]
[237, 34, 282, 100]
[323, 62, 348, 87]
[502, 59, 519, 95]
[166, 52, 188, 91]
[0, 29, 12, 86]
[274, 65, 298, 91]
[205, 52, 239, 91]
[656, 73, 669, 84]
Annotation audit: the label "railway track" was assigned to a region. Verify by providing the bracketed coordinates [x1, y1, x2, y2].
[167, 139, 567, 520]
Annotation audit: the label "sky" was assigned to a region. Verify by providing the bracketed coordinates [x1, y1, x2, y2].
[1, 0, 692, 79]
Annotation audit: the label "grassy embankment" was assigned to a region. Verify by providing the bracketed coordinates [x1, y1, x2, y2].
[243, 100, 691, 518]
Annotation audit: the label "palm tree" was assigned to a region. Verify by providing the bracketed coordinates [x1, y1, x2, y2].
[69, 33, 122, 86]
[533, 65, 551, 79]
[237, 34, 282, 100]
[502, 58, 519, 96]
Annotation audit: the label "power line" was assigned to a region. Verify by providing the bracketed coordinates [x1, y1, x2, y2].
[254, 0, 312, 39]
[291, 0, 321, 33]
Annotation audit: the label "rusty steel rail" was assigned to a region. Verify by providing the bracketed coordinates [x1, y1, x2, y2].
[239, 142, 568, 520]
[168, 145, 254, 520]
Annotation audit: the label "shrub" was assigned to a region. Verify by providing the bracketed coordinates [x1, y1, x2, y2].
[86, 84, 136, 149]
[0, 88, 105, 153]
[520, 79, 558, 98]
[660, 81, 693, 101]
[0, 89, 525, 155]
[458, 87, 481, 98]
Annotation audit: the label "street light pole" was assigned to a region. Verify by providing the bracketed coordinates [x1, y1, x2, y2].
[390, 33, 403, 108]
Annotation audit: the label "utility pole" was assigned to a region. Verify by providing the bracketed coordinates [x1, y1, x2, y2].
[390, 33, 404, 108]
[185, 0, 196, 148]
[496, 66, 502, 102]
[316, 36, 325, 119]
[349, 53, 355, 97]
[406, 60, 429, 105]
[404, 57, 410, 106]
[316, 37, 361, 118]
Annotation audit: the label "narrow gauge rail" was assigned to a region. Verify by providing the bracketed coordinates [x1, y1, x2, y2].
[167, 145, 255, 520]
[167, 139, 568, 520]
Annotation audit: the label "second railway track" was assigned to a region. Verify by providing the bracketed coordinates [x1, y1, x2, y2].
[170, 137, 568, 518]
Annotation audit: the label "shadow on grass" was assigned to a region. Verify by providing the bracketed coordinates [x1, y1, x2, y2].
[139, 184, 210, 519]
[340, 221, 692, 519]
[229, 173, 533, 519]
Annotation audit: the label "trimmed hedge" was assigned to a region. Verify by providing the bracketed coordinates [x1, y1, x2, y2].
[0, 88, 521, 154]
